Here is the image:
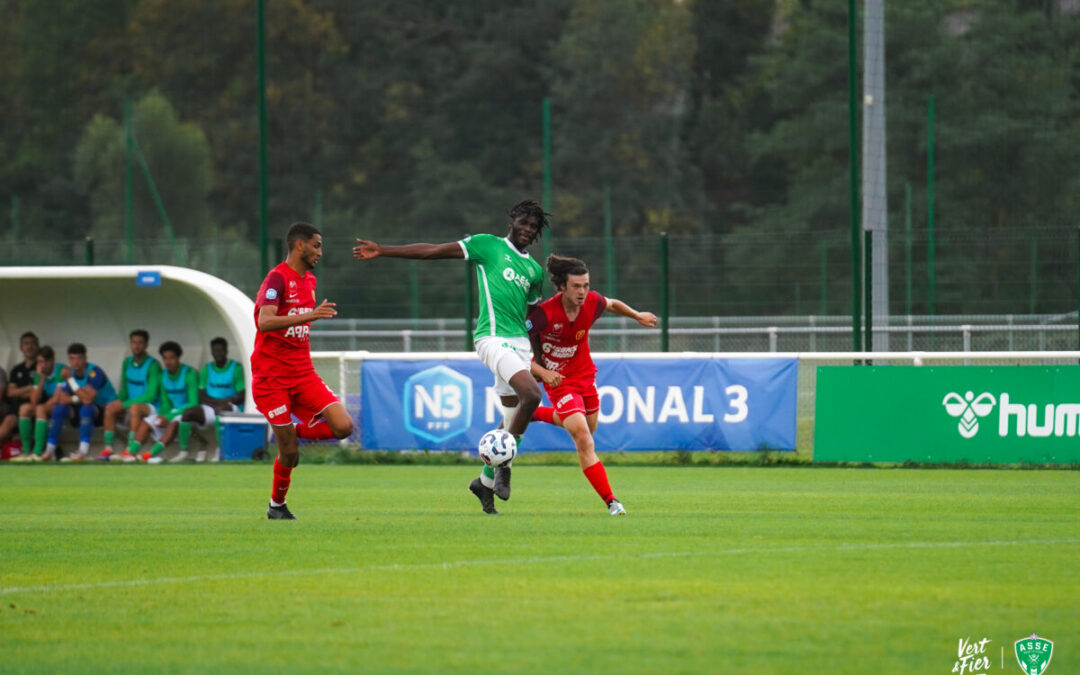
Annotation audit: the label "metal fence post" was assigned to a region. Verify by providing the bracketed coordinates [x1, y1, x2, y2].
[864, 229, 873, 353]
[660, 232, 669, 352]
[256, 0, 269, 275]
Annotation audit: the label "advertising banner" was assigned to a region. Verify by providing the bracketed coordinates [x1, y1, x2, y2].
[814, 365, 1080, 463]
[360, 357, 797, 451]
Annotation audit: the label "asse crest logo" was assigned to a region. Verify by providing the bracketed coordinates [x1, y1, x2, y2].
[1014, 634, 1053, 675]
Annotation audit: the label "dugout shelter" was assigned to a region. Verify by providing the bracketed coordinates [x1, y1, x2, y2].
[0, 266, 256, 411]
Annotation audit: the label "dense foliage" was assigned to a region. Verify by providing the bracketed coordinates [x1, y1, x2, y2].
[2, 0, 1078, 315]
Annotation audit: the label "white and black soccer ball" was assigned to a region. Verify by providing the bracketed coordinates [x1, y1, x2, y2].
[477, 429, 517, 467]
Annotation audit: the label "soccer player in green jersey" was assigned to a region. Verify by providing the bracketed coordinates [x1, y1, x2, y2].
[99, 329, 162, 461]
[129, 341, 198, 463]
[171, 336, 246, 462]
[353, 199, 549, 514]
[12, 346, 64, 461]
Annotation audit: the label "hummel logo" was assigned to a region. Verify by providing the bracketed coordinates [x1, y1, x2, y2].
[942, 391, 996, 438]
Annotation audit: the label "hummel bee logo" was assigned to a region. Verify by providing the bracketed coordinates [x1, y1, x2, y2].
[942, 391, 996, 438]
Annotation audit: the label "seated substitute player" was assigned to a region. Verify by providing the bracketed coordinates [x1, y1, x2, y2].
[7, 332, 41, 446]
[353, 200, 548, 515]
[527, 255, 658, 516]
[170, 336, 246, 462]
[13, 346, 63, 461]
[99, 329, 162, 461]
[0, 365, 16, 448]
[128, 341, 198, 463]
[44, 343, 118, 461]
[254, 222, 354, 519]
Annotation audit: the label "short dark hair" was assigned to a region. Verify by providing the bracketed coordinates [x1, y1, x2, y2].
[546, 254, 589, 290]
[68, 343, 87, 356]
[210, 337, 228, 349]
[159, 341, 183, 358]
[130, 329, 150, 342]
[508, 200, 551, 237]
[38, 345, 55, 361]
[20, 331, 38, 343]
[286, 222, 321, 251]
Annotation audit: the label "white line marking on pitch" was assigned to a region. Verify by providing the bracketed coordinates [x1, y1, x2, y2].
[2, 538, 1077, 596]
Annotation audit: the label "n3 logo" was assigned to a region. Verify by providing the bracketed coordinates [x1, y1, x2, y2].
[403, 366, 473, 443]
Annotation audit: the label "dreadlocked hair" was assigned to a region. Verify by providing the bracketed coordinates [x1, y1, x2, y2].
[546, 254, 589, 290]
[507, 199, 551, 237]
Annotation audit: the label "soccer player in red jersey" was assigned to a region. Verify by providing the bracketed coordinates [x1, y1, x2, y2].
[527, 255, 657, 515]
[253, 222, 354, 520]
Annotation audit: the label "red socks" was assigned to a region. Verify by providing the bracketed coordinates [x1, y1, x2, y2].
[583, 461, 614, 504]
[271, 457, 293, 504]
[296, 419, 336, 440]
[532, 406, 556, 425]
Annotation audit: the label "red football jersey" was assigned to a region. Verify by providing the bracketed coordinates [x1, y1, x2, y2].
[528, 290, 608, 383]
[251, 262, 318, 379]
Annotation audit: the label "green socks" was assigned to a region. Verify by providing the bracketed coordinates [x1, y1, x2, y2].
[178, 422, 192, 451]
[18, 417, 31, 447]
[33, 419, 48, 455]
[150, 442, 165, 456]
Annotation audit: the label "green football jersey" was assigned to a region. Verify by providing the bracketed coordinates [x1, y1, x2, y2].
[158, 364, 199, 420]
[458, 234, 543, 341]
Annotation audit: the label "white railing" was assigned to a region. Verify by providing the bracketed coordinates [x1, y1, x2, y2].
[311, 316, 1080, 353]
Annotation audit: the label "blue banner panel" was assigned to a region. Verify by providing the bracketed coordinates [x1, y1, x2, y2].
[360, 358, 797, 451]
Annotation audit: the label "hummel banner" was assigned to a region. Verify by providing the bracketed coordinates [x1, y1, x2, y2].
[814, 366, 1080, 463]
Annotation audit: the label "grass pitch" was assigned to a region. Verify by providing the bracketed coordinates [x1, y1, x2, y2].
[2, 464, 1078, 674]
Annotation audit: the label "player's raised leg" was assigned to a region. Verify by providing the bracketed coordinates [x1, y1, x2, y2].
[294, 394, 353, 441]
[490, 370, 542, 501]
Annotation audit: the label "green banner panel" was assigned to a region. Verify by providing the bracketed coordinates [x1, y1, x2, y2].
[815, 366, 1080, 464]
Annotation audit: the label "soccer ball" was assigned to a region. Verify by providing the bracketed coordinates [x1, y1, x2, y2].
[478, 429, 517, 467]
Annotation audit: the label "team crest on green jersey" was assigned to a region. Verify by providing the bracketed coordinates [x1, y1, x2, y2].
[1014, 634, 1052, 675]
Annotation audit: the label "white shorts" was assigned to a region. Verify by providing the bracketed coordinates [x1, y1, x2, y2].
[144, 414, 174, 442]
[197, 402, 239, 428]
[474, 336, 533, 397]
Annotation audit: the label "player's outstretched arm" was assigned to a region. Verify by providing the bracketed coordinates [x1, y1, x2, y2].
[257, 300, 338, 332]
[353, 240, 463, 261]
[606, 299, 658, 327]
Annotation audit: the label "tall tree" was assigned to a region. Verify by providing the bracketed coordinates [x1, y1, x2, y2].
[550, 0, 702, 237]
[74, 90, 214, 243]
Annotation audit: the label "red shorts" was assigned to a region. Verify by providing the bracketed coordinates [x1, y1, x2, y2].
[252, 371, 340, 427]
[545, 380, 599, 419]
